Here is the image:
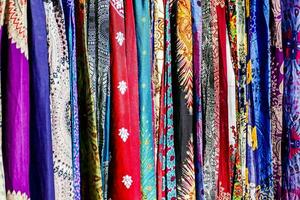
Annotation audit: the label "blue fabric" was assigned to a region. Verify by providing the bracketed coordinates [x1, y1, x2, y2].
[61, 0, 81, 199]
[247, 0, 273, 196]
[28, 0, 55, 199]
[133, 0, 156, 198]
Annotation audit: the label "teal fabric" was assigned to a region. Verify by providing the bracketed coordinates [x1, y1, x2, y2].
[133, 0, 156, 198]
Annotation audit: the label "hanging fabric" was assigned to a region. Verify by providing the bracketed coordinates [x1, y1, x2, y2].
[171, 0, 196, 197]
[61, 0, 81, 198]
[270, 0, 284, 198]
[97, 0, 110, 197]
[231, 0, 248, 197]
[75, 0, 103, 198]
[28, 0, 55, 199]
[1, 0, 30, 199]
[0, 0, 7, 199]
[201, 0, 217, 198]
[156, 0, 178, 198]
[108, 0, 141, 197]
[44, 0, 74, 198]
[282, 0, 300, 199]
[133, 0, 157, 198]
[191, 0, 204, 198]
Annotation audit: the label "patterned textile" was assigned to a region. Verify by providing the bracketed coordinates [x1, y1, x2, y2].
[226, 30, 237, 199]
[28, 0, 55, 199]
[61, 0, 80, 198]
[1, 0, 300, 199]
[152, 0, 165, 167]
[171, 0, 196, 198]
[191, 0, 204, 198]
[225, 0, 239, 195]
[1, 0, 30, 199]
[86, 1, 111, 197]
[133, 0, 156, 198]
[270, 0, 284, 198]
[216, 1, 231, 199]
[201, 0, 217, 198]
[246, 0, 273, 198]
[232, 0, 248, 198]
[97, 0, 110, 197]
[108, 0, 141, 197]
[156, 1, 177, 199]
[75, 0, 103, 198]
[44, 0, 74, 198]
[282, 0, 300, 199]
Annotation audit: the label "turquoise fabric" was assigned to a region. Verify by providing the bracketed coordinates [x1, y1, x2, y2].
[133, 0, 156, 198]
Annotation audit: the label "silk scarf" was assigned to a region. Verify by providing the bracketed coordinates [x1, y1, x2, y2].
[133, 0, 156, 198]
[282, 0, 300, 198]
[0, 0, 5, 197]
[28, 0, 55, 199]
[231, 0, 248, 197]
[201, 0, 217, 198]
[191, 0, 204, 198]
[96, 0, 110, 197]
[108, 0, 141, 197]
[75, 0, 103, 198]
[246, 0, 273, 198]
[61, 0, 81, 198]
[225, 0, 239, 194]
[171, 0, 196, 198]
[156, 0, 177, 198]
[152, 0, 165, 167]
[270, 0, 284, 198]
[1, 0, 30, 199]
[44, 0, 74, 198]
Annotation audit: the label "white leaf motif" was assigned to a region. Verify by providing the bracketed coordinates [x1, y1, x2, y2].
[116, 32, 125, 46]
[117, 81, 127, 95]
[122, 175, 133, 189]
[118, 128, 129, 142]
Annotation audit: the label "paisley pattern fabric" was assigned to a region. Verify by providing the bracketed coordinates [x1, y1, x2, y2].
[28, 0, 55, 198]
[1, 0, 30, 199]
[282, 0, 300, 198]
[152, 0, 165, 166]
[201, 0, 217, 198]
[270, 0, 284, 198]
[133, 0, 156, 198]
[44, 0, 74, 198]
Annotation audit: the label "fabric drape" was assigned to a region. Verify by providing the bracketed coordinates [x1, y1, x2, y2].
[1, 0, 30, 199]
[133, 0, 157, 198]
[108, 0, 141, 197]
[28, 0, 55, 198]
[61, 0, 81, 198]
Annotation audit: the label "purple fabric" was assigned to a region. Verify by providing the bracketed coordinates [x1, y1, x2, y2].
[3, 38, 30, 196]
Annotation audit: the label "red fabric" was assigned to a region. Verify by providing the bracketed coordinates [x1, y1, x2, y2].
[217, 4, 231, 197]
[108, 0, 141, 198]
